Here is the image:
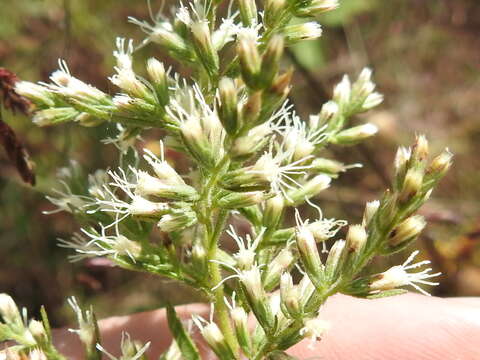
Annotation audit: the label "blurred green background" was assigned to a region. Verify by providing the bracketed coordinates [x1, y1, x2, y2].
[1, 0, 479, 327]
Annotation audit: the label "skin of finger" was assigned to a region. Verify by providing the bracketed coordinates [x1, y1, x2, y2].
[52, 294, 480, 360]
[288, 293, 480, 360]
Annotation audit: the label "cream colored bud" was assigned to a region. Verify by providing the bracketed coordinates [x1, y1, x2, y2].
[334, 123, 378, 145]
[389, 215, 426, 247]
[362, 92, 384, 110]
[412, 134, 429, 162]
[0, 294, 20, 323]
[362, 200, 380, 226]
[284, 22, 322, 43]
[399, 168, 423, 202]
[333, 75, 351, 105]
[129, 196, 169, 216]
[146, 58, 166, 84]
[346, 225, 367, 252]
[427, 149, 453, 175]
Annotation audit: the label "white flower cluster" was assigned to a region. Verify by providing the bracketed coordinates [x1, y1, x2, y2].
[7, 0, 453, 359]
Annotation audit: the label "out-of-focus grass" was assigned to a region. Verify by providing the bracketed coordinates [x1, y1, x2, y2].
[1, 0, 479, 327]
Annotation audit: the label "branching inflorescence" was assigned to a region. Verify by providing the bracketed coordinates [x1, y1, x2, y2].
[2, 0, 452, 359]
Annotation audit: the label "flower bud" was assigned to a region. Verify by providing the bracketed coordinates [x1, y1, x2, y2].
[28, 319, 47, 343]
[146, 58, 169, 106]
[399, 168, 423, 203]
[237, 30, 261, 88]
[231, 307, 251, 354]
[264, 0, 287, 28]
[129, 196, 169, 217]
[394, 146, 411, 188]
[389, 215, 426, 247]
[427, 149, 453, 177]
[362, 200, 380, 227]
[333, 123, 378, 145]
[287, 174, 331, 205]
[240, 266, 274, 329]
[296, 226, 323, 287]
[294, 0, 339, 16]
[411, 134, 429, 163]
[241, 91, 262, 125]
[150, 25, 190, 59]
[346, 225, 367, 252]
[316, 101, 339, 128]
[333, 75, 351, 106]
[239, 0, 258, 26]
[362, 92, 384, 110]
[136, 171, 198, 201]
[32, 107, 79, 126]
[0, 294, 20, 324]
[284, 22, 322, 44]
[192, 243, 207, 272]
[217, 77, 239, 134]
[15, 81, 54, 107]
[200, 322, 236, 359]
[263, 194, 285, 228]
[266, 69, 293, 105]
[217, 191, 265, 209]
[260, 35, 284, 88]
[190, 21, 219, 77]
[157, 210, 197, 232]
[311, 158, 346, 176]
[325, 240, 346, 282]
[263, 248, 295, 290]
[231, 123, 271, 157]
[280, 273, 301, 318]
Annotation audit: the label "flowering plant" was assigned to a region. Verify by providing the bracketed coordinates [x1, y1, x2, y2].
[2, 0, 452, 359]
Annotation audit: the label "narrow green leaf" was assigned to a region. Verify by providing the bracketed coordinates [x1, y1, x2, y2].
[166, 303, 201, 360]
[40, 306, 52, 343]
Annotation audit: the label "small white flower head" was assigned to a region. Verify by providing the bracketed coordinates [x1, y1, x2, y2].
[277, 112, 327, 161]
[47, 60, 105, 100]
[97, 332, 150, 360]
[228, 225, 265, 270]
[143, 143, 184, 186]
[370, 250, 441, 296]
[192, 311, 234, 357]
[304, 199, 347, 251]
[68, 297, 96, 347]
[60, 224, 141, 263]
[212, 16, 241, 50]
[97, 169, 170, 218]
[0, 294, 20, 323]
[295, 210, 323, 270]
[300, 318, 330, 346]
[248, 147, 313, 199]
[113, 37, 134, 71]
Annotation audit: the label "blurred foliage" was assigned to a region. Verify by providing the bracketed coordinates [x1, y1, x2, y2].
[1, 0, 480, 327]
